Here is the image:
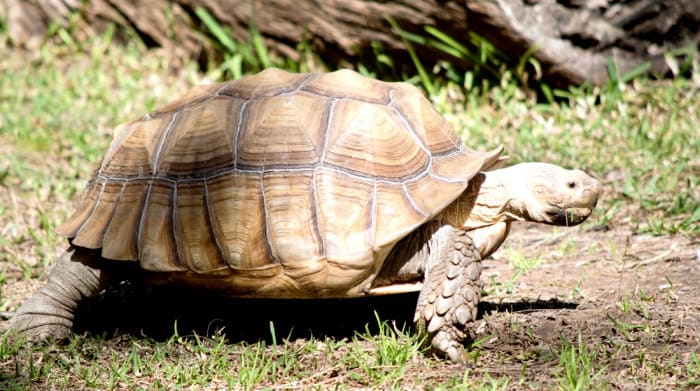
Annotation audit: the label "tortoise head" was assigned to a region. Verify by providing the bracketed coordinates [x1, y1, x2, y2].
[498, 162, 600, 226]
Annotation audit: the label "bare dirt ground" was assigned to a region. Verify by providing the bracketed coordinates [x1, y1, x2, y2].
[475, 221, 700, 388]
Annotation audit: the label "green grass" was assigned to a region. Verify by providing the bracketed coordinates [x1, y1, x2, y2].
[685, 353, 700, 387]
[345, 314, 426, 388]
[505, 249, 543, 275]
[195, 7, 319, 80]
[556, 335, 608, 390]
[1, 23, 699, 390]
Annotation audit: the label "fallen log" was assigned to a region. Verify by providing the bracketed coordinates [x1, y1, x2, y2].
[2, 0, 698, 86]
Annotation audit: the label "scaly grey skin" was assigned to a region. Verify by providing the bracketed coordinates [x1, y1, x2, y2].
[413, 224, 481, 362]
[378, 162, 600, 361]
[7, 162, 599, 362]
[7, 248, 108, 340]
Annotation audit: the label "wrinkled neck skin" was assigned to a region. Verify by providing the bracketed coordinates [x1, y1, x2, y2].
[440, 171, 514, 230]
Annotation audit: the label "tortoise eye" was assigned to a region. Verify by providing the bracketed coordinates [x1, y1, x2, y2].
[567, 181, 577, 189]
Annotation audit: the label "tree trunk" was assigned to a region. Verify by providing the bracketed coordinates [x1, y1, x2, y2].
[3, 0, 699, 87]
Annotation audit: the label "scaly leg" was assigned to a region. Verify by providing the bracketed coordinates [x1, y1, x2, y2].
[7, 247, 107, 341]
[414, 225, 481, 362]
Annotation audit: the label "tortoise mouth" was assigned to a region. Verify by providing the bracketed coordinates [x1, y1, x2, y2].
[545, 207, 593, 226]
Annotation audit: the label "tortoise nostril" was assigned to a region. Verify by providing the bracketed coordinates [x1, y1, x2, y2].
[567, 181, 577, 189]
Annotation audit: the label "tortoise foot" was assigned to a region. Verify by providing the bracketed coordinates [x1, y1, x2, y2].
[5, 248, 106, 342]
[431, 325, 468, 362]
[6, 313, 73, 342]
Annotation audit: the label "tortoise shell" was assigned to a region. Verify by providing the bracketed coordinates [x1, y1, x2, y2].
[56, 69, 503, 297]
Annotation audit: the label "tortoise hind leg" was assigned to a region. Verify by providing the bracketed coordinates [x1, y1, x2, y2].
[415, 224, 481, 362]
[6, 247, 107, 341]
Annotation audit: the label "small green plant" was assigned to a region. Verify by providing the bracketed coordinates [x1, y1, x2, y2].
[506, 248, 543, 274]
[569, 276, 586, 301]
[600, 58, 651, 109]
[606, 314, 645, 342]
[383, 17, 562, 103]
[465, 333, 496, 364]
[620, 296, 633, 315]
[236, 341, 275, 389]
[484, 269, 523, 296]
[346, 313, 425, 387]
[386, 16, 436, 96]
[439, 370, 512, 390]
[661, 276, 678, 303]
[195, 7, 318, 80]
[685, 353, 700, 387]
[556, 335, 607, 390]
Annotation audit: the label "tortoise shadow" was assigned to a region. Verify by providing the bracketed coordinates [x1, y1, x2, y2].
[73, 285, 418, 342]
[73, 285, 578, 343]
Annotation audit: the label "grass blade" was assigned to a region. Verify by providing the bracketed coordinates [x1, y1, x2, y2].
[195, 7, 237, 53]
[250, 25, 272, 69]
[386, 16, 435, 95]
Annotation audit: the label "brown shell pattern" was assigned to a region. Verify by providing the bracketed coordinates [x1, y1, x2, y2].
[57, 69, 503, 296]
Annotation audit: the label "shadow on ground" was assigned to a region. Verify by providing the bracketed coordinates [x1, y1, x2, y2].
[72, 284, 578, 343]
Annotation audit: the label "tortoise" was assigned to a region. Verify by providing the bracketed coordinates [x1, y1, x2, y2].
[7, 68, 600, 361]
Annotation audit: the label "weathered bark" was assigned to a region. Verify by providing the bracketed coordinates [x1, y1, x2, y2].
[2, 0, 699, 86]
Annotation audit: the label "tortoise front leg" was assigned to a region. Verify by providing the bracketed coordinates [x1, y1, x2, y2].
[415, 225, 481, 362]
[7, 247, 107, 341]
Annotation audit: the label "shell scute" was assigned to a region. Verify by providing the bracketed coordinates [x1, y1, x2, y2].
[70, 179, 122, 249]
[302, 69, 389, 102]
[404, 173, 468, 217]
[314, 167, 374, 262]
[262, 170, 324, 272]
[218, 68, 309, 99]
[156, 97, 240, 177]
[431, 148, 494, 179]
[324, 99, 430, 179]
[173, 180, 227, 272]
[99, 115, 172, 178]
[236, 92, 328, 168]
[56, 179, 102, 239]
[101, 180, 149, 260]
[137, 181, 183, 271]
[372, 182, 428, 248]
[206, 172, 270, 269]
[390, 84, 463, 156]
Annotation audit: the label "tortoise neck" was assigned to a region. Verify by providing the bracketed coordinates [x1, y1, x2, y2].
[440, 171, 513, 230]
